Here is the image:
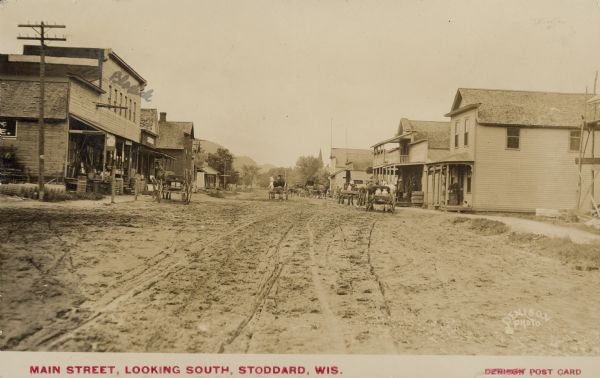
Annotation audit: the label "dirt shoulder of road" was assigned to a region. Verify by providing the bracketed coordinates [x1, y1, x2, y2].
[1, 192, 599, 355]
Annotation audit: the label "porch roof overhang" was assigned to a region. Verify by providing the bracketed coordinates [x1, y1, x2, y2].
[139, 145, 176, 160]
[374, 161, 425, 168]
[371, 134, 410, 148]
[430, 151, 474, 164]
[69, 113, 140, 143]
[141, 127, 158, 137]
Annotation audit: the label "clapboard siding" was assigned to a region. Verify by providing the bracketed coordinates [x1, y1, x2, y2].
[100, 58, 142, 128]
[472, 124, 599, 212]
[0, 120, 68, 178]
[408, 141, 428, 162]
[69, 80, 140, 141]
[449, 112, 476, 155]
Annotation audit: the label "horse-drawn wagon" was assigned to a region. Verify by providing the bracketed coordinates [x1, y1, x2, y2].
[269, 176, 288, 200]
[152, 169, 193, 204]
[269, 185, 288, 200]
[365, 185, 395, 213]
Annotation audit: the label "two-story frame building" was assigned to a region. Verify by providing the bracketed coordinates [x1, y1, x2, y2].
[0, 45, 165, 193]
[372, 118, 449, 205]
[329, 148, 372, 191]
[155, 111, 195, 178]
[426, 88, 596, 212]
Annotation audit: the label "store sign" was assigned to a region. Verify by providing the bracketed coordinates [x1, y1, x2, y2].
[146, 135, 155, 145]
[106, 133, 116, 151]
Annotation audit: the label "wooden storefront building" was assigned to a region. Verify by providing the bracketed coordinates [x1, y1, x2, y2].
[0, 46, 170, 193]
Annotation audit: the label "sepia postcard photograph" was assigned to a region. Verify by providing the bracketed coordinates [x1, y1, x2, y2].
[1, 0, 600, 377]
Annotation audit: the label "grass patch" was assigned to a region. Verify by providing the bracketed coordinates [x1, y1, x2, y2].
[450, 217, 470, 224]
[469, 218, 509, 235]
[206, 189, 224, 198]
[450, 216, 509, 235]
[0, 183, 104, 202]
[509, 233, 600, 270]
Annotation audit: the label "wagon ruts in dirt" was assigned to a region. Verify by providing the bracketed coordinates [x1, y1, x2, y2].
[151, 169, 193, 204]
[365, 185, 396, 213]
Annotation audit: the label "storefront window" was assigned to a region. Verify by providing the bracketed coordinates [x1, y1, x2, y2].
[0, 119, 17, 138]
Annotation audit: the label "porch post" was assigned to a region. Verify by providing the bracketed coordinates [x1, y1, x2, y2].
[444, 164, 450, 206]
[424, 166, 429, 207]
[64, 119, 70, 179]
[102, 133, 107, 177]
[127, 143, 133, 181]
[121, 139, 125, 176]
[438, 166, 442, 205]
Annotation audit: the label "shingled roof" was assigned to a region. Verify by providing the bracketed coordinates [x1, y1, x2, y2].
[447, 88, 592, 127]
[397, 118, 450, 149]
[156, 120, 194, 150]
[330, 148, 372, 171]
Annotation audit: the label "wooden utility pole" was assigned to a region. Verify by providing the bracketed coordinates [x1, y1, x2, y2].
[18, 22, 66, 201]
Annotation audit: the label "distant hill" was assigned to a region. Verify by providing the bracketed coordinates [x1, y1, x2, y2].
[233, 155, 258, 170]
[197, 139, 262, 170]
[258, 163, 276, 173]
[197, 139, 224, 155]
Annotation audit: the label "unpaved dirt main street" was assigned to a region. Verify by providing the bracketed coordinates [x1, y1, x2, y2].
[1, 191, 600, 355]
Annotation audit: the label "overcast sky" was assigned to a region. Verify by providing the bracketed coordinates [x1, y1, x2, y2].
[2, 0, 600, 166]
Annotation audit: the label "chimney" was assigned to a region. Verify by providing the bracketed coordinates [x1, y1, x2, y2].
[159, 112, 167, 122]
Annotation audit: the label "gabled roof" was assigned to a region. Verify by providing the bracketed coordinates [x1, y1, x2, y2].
[447, 88, 592, 127]
[330, 148, 372, 171]
[397, 118, 450, 149]
[156, 120, 194, 150]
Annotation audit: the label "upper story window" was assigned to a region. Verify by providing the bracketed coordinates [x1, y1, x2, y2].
[400, 141, 409, 155]
[506, 127, 520, 149]
[114, 89, 118, 113]
[133, 101, 136, 122]
[0, 119, 17, 138]
[119, 93, 123, 116]
[108, 85, 112, 105]
[125, 96, 128, 119]
[454, 121, 459, 148]
[129, 99, 132, 120]
[569, 130, 581, 152]
[464, 118, 469, 146]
